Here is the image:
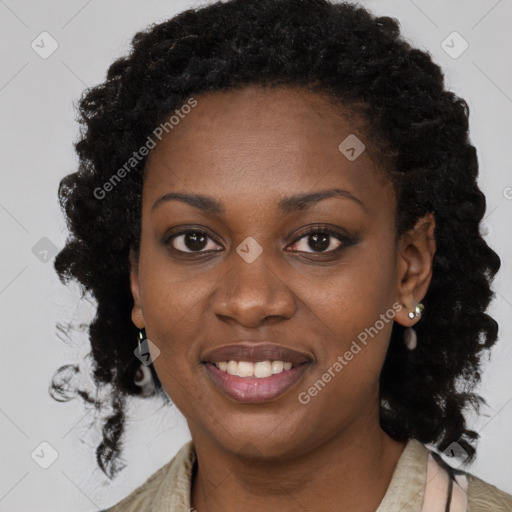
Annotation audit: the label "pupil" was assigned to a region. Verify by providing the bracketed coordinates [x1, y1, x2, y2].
[186, 232, 207, 251]
[309, 233, 329, 252]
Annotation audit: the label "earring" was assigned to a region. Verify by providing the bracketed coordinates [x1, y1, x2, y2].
[136, 328, 152, 366]
[134, 328, 155, 395]
[404, 326, 417, 350]
[407, 303, 424, 319]
[134, 364, 155, 396]
[404, 303, 424, 350]
[137, 329, 144, 354]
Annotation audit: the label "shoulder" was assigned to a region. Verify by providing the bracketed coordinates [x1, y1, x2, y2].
[397, 439, 512, 512]
[100, 440, 195, 512]
[466, 472, 512, 511]
[427, 447, 512, 512]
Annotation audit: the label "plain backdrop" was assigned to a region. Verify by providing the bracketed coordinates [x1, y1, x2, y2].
[1, 0, 511, 510]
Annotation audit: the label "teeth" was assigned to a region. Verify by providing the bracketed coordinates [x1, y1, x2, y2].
[227, 360, 238, 375]
[216, 360, 295, 378]
[254, 361, 272, 378]
[236, 361, 254, 377]
[272, 360, 283, 374]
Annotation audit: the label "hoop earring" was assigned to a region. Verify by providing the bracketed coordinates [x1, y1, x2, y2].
[404, 303, 424, 350]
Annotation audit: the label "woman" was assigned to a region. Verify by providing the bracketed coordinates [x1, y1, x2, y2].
[51, 0, 512, 510]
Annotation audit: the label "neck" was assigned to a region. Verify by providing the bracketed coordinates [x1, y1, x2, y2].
[190, 415, 407, 512]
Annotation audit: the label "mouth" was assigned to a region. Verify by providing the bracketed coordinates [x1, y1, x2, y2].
[201, 342, 313, 404]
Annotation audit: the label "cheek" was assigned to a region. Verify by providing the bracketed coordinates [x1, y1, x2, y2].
[137, 266, 205, 391]
[309, 236, 397, 341]
[297, 303, 395, 430]
[300, 238, 397, 398]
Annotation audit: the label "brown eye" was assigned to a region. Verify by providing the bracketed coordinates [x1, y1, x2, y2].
[288, 228, 348, 254]
[167, 230, 222, 253]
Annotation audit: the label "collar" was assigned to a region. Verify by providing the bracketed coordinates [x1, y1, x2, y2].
[106, 439, 430, 512]
[149, 438, 430, 512]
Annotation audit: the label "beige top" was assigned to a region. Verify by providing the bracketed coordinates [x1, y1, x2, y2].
[102, 439, 512, 511]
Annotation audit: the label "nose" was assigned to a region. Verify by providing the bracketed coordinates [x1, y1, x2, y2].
[212, 249, 296, 328]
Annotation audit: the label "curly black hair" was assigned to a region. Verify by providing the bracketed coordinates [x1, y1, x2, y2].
[51, 0, 501, 479]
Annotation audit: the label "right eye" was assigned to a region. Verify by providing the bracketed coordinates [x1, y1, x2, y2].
[165, 229, 223, 254]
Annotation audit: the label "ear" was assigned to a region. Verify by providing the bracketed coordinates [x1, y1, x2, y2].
[129, 248, 145, 329]
[394, 213, 436, 327]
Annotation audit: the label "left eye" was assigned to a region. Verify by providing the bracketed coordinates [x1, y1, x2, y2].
[288, 229, 345, 253]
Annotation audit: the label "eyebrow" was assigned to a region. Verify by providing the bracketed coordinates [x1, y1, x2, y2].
[151, 187, 365, 215]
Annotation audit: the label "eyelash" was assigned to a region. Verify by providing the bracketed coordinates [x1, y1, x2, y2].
[163, 225, 352, 256]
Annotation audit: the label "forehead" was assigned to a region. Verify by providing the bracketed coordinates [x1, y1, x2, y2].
[143, 85, 393, 217]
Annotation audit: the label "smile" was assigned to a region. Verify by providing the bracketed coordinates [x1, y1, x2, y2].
[214, 360, 293, 378]
[201, 342, 313, 403]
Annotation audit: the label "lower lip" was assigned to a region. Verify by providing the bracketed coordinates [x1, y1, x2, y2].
[204, 362, 311, 404]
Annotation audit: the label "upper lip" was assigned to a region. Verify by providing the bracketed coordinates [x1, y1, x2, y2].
[202, 342, 314, 365]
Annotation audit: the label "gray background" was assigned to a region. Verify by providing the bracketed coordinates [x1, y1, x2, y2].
[1, 0, 511, 510]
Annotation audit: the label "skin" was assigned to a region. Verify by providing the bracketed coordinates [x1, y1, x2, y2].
[129, 85, 436, 511]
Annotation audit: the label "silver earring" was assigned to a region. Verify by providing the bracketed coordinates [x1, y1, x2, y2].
[404, 326, 417, 350]
[137, 329, 144, 353]
[407, 303, 424, 319]
[135, 328, 156, 395]
[134, 364, 155, 396]
[404, 303, 424, 350]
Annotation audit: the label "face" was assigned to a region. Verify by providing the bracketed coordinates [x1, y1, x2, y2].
[130, 85, 431, 459]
